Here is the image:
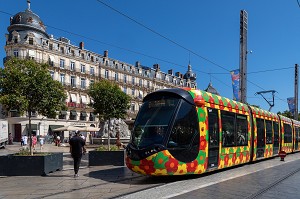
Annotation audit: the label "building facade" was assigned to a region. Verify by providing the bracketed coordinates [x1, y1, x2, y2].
[3, 2, 197, 141]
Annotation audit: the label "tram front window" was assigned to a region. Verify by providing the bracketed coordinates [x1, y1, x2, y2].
[132, 96, 180, 148]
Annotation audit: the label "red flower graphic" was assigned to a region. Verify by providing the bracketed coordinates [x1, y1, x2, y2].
[187, 160, 198, 172]
[232, 153, 237, 164]
[224, 154, 229, 166]
[165, 158, 179, 173]
[200, 136, 207, 150]
[239, 152, 244, 162]
[139, 159, 156, 174]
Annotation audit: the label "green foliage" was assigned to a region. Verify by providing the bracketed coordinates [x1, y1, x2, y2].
[87, 79, 131, 120]
[0, 58, 67, 117]
[0, 58, 67, 155]
[277, 110, 294, 119]
[14, 147, 51, 156]
[96, 145, 120, 151]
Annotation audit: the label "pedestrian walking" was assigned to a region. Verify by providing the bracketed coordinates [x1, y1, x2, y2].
[21, 135, 25, 146]
[23, 134, 28, 146]
[32, 135, 37, 151]
[39, 136, 44, 150]
[69, 132, 86, 178]
[8, 133, 13, 145]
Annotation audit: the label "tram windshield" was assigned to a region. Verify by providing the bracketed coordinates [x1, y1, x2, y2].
[132, 96, 180, 148]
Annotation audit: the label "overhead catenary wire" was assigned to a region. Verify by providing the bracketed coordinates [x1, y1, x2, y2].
[0, 6, 290, 104]
[95, 0, 290, 104]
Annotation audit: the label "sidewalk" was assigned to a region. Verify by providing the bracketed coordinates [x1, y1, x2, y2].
[0, 143, 146, 199]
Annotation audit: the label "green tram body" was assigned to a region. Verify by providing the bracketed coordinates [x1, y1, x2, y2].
[125, 88, 299, 176]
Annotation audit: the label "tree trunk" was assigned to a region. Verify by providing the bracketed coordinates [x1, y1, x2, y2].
[28, 111, 33, 155]
[108, 118, 111, 151]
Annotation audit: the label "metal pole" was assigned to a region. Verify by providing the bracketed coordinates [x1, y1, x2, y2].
[239, 10, 248, 103]
[295, 64, 298, 120]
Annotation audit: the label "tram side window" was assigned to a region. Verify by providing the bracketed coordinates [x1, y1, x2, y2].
[265, 120, 273, 144]
[221, 111, 248, 147]
[221, 111, 235, 147]
[283, 123, 292, 143]
[296, 127, 300, 143]
[208, 108, 219, 147]
[168, 102, 199, 150]
[236, 115, 248, 146]
[273, 122, 279, 146]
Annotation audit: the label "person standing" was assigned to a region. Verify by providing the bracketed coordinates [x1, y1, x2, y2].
[39, 136, 44, 150]
[23, 134, 28, 147]
[21, 135, 25, 146]
[69, 132, 86, 178]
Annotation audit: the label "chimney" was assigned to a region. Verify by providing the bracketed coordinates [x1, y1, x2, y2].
[168, 69, 173, 75]
[175, 72, 181, 77]
[104, 50, 108, 57]
[79, 42, 84, 49]
[135, 61, 140, 67]
[153, 64, 160, 71]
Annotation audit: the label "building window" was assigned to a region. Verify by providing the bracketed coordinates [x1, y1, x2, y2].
[29, 37, 33, 45]
[60, 74, 65, 85]
[115, 73, 119, 81]
[60, 59, 65, 68]
[80, 112, 87, 121]
[14, 36, 18, 43]
[90, 80, 94, 85]
[60, 47, 64, 54]
[81, 64, 85, 73]
[105, 70, 109, 79]
[50, 71, 54, 79]
[13, 49, 19, 57]
[71, 50, 75, 56]
[90, 67, 94, 75]
[147, 81, 150, 88]
[81, 78, 86, 89]
[124, 86, 127, 94]
[139, 79, 143, 87]
[70, 110, 77, 120]
[132, 88, 135, 96]
[132, 77, 135, 85]
[131, 103, 135, 112]
[124, 75, 127, 83]
[49, 43, 53, 50]
[70, 61, 75, 71]
[71, 76, 76, 87]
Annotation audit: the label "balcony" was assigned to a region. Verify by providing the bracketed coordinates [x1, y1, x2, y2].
[66, 102, 86, 108]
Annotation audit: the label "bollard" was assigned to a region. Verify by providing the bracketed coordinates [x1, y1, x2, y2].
[278, 151, 287, 161]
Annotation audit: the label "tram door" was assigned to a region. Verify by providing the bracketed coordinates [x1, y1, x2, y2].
[295, 127, 299, 151]
[273, 122, 279, 155]
[208, 108, 219, 169]
[256, 118, 265, 158]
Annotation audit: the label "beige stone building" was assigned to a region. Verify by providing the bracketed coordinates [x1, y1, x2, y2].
[3, 2, 197, 142]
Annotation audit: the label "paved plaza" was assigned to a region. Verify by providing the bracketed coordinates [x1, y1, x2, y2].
[1, 143, 300, 199]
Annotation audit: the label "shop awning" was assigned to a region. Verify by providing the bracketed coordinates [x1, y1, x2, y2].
[60, 111, 67, 115]
[80, 112, 87, 117]
[81, 95, 87, 104]
[49, 125, 64, 132]
[70, 93, 77, 103]
[70, 110, 77, 116]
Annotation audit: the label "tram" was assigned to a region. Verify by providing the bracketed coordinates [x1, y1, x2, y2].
[125, 87, 300, 176]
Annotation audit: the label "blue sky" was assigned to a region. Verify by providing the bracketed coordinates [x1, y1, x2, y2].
[0, 0, 300, 113]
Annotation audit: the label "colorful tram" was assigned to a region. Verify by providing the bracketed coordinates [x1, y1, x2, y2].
[125, 88, 300, 176]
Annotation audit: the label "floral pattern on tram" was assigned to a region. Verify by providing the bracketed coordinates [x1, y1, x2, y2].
[250, 106, 279, 158]
[187, 88, 252, 169]
[125, 149, 208, 176]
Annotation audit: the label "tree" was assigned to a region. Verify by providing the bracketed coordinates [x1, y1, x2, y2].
[88, 79, 131, 150]
[277, 110, 293, 119]
[0, 58, 67, 155]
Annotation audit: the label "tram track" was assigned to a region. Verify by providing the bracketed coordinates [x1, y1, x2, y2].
[245, 165, 300, 199]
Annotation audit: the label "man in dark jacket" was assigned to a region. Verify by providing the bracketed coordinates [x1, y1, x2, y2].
[69, 132, 86, 178]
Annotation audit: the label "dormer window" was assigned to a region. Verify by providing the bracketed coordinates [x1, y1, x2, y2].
[29, 37, 33, 45]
